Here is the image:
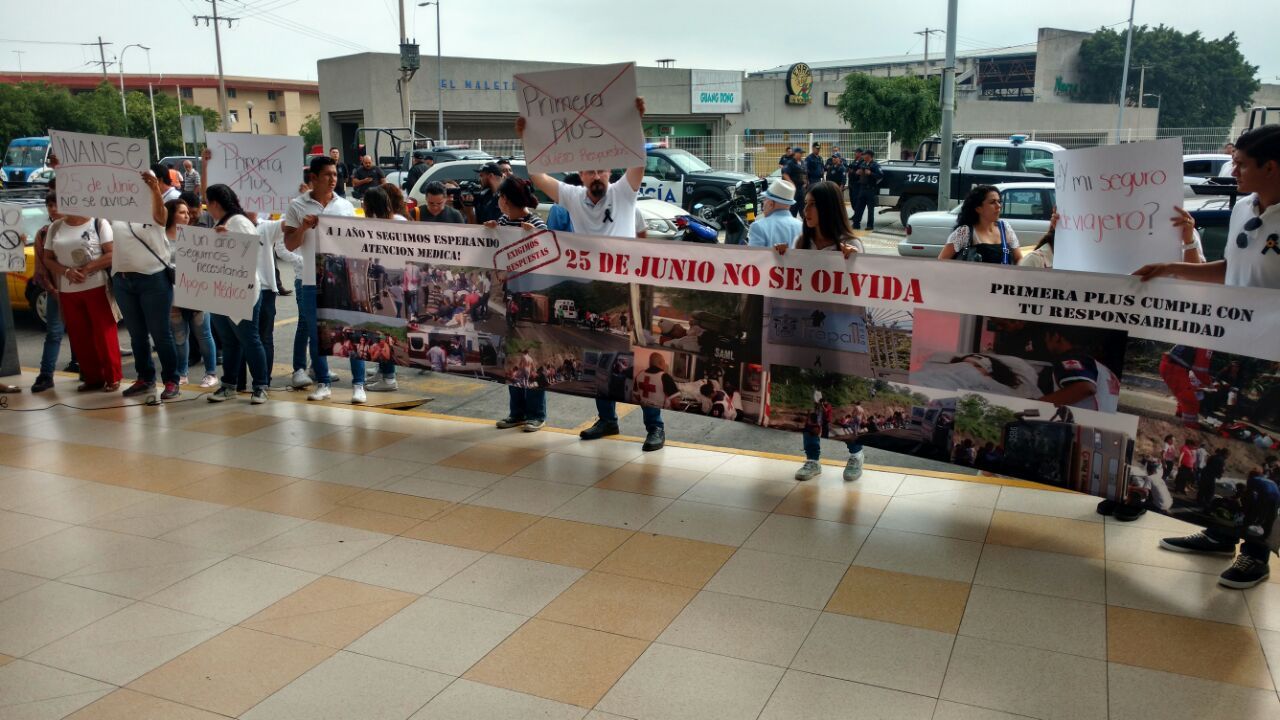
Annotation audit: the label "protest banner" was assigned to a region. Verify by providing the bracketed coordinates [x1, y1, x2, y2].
[172, 225, 261, 321]
[50, 130, 153, 224]
[206, 133, 304, 217]
[0, 203, 26, 273]
[316, 216, 1280, 550]
[515, 62, 646, 175]
[1053, 137, 1186, 273]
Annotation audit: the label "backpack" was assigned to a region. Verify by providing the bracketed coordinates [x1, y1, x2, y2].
[953, 222, 1011, 265]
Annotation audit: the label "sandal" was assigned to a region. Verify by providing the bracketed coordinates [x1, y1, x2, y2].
[101, 381, 120, 392]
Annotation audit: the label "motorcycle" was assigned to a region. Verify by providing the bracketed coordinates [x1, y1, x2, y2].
[673, 179, 764, 245]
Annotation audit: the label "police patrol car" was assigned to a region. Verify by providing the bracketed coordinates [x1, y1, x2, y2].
[639, 142, 758, 213]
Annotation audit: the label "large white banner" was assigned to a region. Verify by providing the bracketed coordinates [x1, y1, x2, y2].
[515, 62, 647, 174]
[0, 203, 26, 273]
[50, 130, 153, 224]
[690, 69, 743, 113]
[316, 216, 1280, 362]
[1053, 138, 1185, 273]
[206, 133, 304, 218]
[172, 225, 261, 321]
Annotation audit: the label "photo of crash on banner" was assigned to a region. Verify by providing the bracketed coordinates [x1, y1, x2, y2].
[502, 271, 633, 394]
[315, 251, 505, 377]
[1120, 341, 1280, 551]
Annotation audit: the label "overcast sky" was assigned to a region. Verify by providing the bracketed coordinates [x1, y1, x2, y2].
[5, 0, 1277, 82]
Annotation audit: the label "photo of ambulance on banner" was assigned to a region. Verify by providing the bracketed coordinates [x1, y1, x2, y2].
[312, 208, 1280, 550]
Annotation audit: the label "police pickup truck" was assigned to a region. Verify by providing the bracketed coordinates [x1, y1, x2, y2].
[638, 143, 758, 214]
[879, 135, 1064, 225]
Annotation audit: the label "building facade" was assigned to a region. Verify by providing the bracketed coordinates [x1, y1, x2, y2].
[0, 72, 319, 137]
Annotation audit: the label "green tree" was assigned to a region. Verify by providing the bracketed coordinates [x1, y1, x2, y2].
[300, 113, 322, 149]
[836, 74, 941, 149]
[0, 81, 220, 162]
[1077, 25, 1259, 128]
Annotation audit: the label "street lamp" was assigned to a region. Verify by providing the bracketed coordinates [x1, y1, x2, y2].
[247, 100, 256, 134]
[418, 1, 444, 142]
[117, 43, 150, 134]
[143, 48, 162, 159]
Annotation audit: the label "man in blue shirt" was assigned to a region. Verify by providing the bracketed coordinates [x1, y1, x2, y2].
[851, 149, 884, 230]
[805, 143, 825, 186]
[747, 179, 803, 249]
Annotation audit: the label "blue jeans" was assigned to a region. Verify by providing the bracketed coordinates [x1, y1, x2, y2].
[596, 397, 662, 432]
[351, 357, 396, 386]
[257, 290, 277, 386]
[172, 308, 217, 378]
[40, 290, 66, 376]
[508, 386, 547, 421]
[211, 291, 269, 392]
[803, 431, 863, 461]
[113, 271, 179, 384]
[297, 283, 330, 383]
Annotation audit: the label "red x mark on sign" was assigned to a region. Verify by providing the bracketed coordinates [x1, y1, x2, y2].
[520, 63, 646, 169]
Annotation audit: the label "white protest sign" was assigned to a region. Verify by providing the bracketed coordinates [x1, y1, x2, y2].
[1053, 137, 1185, 273]
[172, 225, 261, 321]
[0, 203, 27, 273]
[50, 130, 153, 224]
[515, 62, 646, 174]
[206, 133, 304, 218]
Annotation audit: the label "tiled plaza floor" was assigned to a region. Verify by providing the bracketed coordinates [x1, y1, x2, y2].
[1, 388, 1279, 719]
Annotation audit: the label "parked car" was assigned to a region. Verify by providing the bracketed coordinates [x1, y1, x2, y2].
[385, 146, 494, 188]
[640, 144, 757, 213]
[879, 135, 1064, 225]
[898, 181, 1233, 261]
[1, 193, 52, 323]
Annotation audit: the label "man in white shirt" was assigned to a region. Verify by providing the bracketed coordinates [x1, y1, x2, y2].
[1136, 123, 1280, 589]
[517, 98, 666, 451]
[283, 155, 356, 401]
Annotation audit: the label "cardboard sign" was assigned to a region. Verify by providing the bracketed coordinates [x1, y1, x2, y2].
[515, 62, 646, 174]
[0, 203, 26, 273]
[50, 130, 153, 224]
[206, 133, 304, 217]
[172, 225, 261, 321]
[1053, 138, 1185, 273]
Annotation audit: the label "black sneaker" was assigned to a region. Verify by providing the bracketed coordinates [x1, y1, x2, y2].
[64, 360, 80, 374]
[1114, 504, 1147, 522]
[31, 374, 54, 393]
[579, 419, 620, 440]
[1159, 531, 1238, 555]
[121, 380, 155, 397]
[496, 416, 527, 429]
[642, 427, 665, 452]
[1219, 554, 1270, 589]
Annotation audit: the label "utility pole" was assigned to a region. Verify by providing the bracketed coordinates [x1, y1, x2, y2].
[84, 37, 113, 77]
[935, 0, 958, 213]
[915, 27, 943, 78]
[1134, 63, 1151, 136]
[12, 51, 24, 80]
[1115, 0, 1137, 142]
[176, 83, 187, 156]
[419, 1, 444, 142]
[397, 0, 417, 133]
[194, 0, 237, 132]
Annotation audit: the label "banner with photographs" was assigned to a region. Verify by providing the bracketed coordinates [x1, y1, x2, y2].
[316, 216, 1280, 550]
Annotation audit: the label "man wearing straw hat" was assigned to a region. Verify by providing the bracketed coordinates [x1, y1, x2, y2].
[746, 178, 803, 249]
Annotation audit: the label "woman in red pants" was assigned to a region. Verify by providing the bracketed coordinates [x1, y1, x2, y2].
[41, 213, 121, 391]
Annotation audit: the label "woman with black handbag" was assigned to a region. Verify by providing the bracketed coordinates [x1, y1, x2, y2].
[938, 185, 1024, 265]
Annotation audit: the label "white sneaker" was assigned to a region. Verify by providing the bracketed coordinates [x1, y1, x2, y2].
[307, 383, 331, 401]
[367, 376, 399, 392]
[199, 374, 219, 388]
[794, 460, 822, 481]
[291, 369, 313, 389]
[352, 385, 367, 404]
[844, 450, 865, 482]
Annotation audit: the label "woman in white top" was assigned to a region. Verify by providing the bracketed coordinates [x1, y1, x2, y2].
[203, 184, 271, 405]
[938, 184, 1024, 265]
[41, 214, 122, 391]
[165, 198, 220, 388]
[112, 172, 183, 400]
[1019, 210, 1058, 269]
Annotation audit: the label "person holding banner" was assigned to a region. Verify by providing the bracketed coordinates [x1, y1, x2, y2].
[517, 97, 668, 451]
[41, 211, 121, 392]
[29, 191, 76, 394]
[746, 178, 802, 249]
[1135, 124, 1280, 589]
[203, 184, 272, 405]
[937, 185, 1024, 265]
[778, 181, 866, 482]
[284, 154, 357, 401]
[112, 172, 182, 401]
[348, 187, 400, 404]
[164, 198, 220, 389]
